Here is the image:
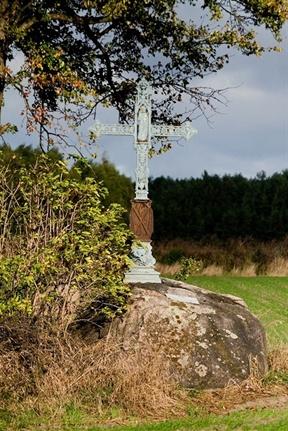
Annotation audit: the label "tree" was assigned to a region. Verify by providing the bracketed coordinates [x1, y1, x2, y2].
[0, 142, 62, 167]
[71, 157, 134, 211]
[0, 143, 134, 212]
[0, 0, 287, 147]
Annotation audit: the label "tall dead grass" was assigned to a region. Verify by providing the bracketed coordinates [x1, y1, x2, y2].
[267, 258, 288, 276]
[1, 317, 288, 422]
[0, 317, 187, 419]
[269, 347, 288, 373]
[155, 239, 288, 276]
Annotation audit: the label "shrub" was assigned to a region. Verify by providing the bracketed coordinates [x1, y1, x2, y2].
[175, 257, 202, 280]
[0, 154, 132, 328]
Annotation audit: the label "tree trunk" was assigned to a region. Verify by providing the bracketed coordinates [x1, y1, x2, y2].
[0, 44, 7, 123]
[0, 1, 9, 123]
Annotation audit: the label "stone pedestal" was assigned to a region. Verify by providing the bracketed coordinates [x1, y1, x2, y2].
[124, 241, 161, 284]
[124, 200, 161, 284]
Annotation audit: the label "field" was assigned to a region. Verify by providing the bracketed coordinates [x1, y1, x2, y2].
[1, 276, 288, 431]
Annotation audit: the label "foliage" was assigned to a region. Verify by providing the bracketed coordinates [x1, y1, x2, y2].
[0, 142, 63, 168]
[71, 157, 134, 211]
[150, 171, 288, 242]
[0, 143, 133, 213]
[156, 238, 288, 276]
[159, 248, 185, 265]
[0, 0, 287, 146]
[175, 257, 203, 280]
[0, 153, 132, 327]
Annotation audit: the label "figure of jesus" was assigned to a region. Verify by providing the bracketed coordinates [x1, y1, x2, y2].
[137, 105, 149, 142]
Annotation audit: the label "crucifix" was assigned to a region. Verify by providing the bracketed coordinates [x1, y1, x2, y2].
[91, 78, 197, 283]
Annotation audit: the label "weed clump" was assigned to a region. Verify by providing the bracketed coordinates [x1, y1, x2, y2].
[155, 239, 288, 276]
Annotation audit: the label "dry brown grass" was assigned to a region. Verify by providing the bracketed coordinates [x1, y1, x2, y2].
[202, 263, 258, 276]
[155, 262, 181, 275]
[37, 338, 188, 419]
[155, 239, 288, 276]
[0, 317, 187, 420]
[230, 264, 257, 276]
[1, 319, 288, 423]
[156, 262, 258, 277]
[269, 346, 288, 373]
[201, 264, 225, 276]
[267, 258, 288, 276]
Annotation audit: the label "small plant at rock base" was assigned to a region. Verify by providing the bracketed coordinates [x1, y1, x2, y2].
[175, 257, 203, 280]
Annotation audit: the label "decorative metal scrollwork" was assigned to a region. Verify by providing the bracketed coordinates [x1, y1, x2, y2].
[91, 78, 197, 201]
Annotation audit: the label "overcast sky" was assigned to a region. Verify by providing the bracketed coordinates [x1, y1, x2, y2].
[3, 23, 288, 180]
[95, 44, 288, 180]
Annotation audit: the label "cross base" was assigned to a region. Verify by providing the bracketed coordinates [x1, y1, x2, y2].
[124, 266, 161, 284]
[124, 241, 161, 284]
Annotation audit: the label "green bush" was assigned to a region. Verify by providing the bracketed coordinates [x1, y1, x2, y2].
[175, 257, 202, 280]
[0, 154, 132, 328]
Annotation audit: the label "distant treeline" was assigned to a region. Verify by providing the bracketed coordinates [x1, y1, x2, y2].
[149, 171, 288, 241]
[0, 144, 134, 213]
[2, 145, 288, 242]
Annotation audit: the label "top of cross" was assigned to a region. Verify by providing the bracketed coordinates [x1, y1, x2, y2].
[138, 77, 152, 94]
[91, 78, 197, 143]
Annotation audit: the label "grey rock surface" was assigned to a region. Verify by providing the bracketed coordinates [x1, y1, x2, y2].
[109, 278, 267, 389]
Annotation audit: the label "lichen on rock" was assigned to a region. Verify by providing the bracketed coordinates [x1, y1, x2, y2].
[109, 278, 267, 389]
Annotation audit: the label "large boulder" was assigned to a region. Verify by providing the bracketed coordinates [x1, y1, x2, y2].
[109, 278, 267, 389]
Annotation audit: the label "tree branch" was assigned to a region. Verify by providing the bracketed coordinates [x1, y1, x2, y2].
[17, 10, 110, 34]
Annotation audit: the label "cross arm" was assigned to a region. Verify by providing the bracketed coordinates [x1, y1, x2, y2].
[152, 123, 197, 141]
[91, 121, 134, 138]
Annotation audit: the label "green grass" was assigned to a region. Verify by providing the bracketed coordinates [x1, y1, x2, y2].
[186, 276, 288, 347]
[2, 406, 288, 431]
[93, 408, 288, 431]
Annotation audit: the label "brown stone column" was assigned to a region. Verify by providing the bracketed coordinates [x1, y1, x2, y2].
[129, 199, 153, 241]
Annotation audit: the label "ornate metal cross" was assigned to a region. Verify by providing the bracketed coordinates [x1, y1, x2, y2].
[91, 78, 197, 283]
[92, 78, 197, 200]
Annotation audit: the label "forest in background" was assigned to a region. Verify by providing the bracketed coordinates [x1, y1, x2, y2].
[6, 144, 288, 244]
[4, 145, 288, 241]
[150, 172, 288, 242]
